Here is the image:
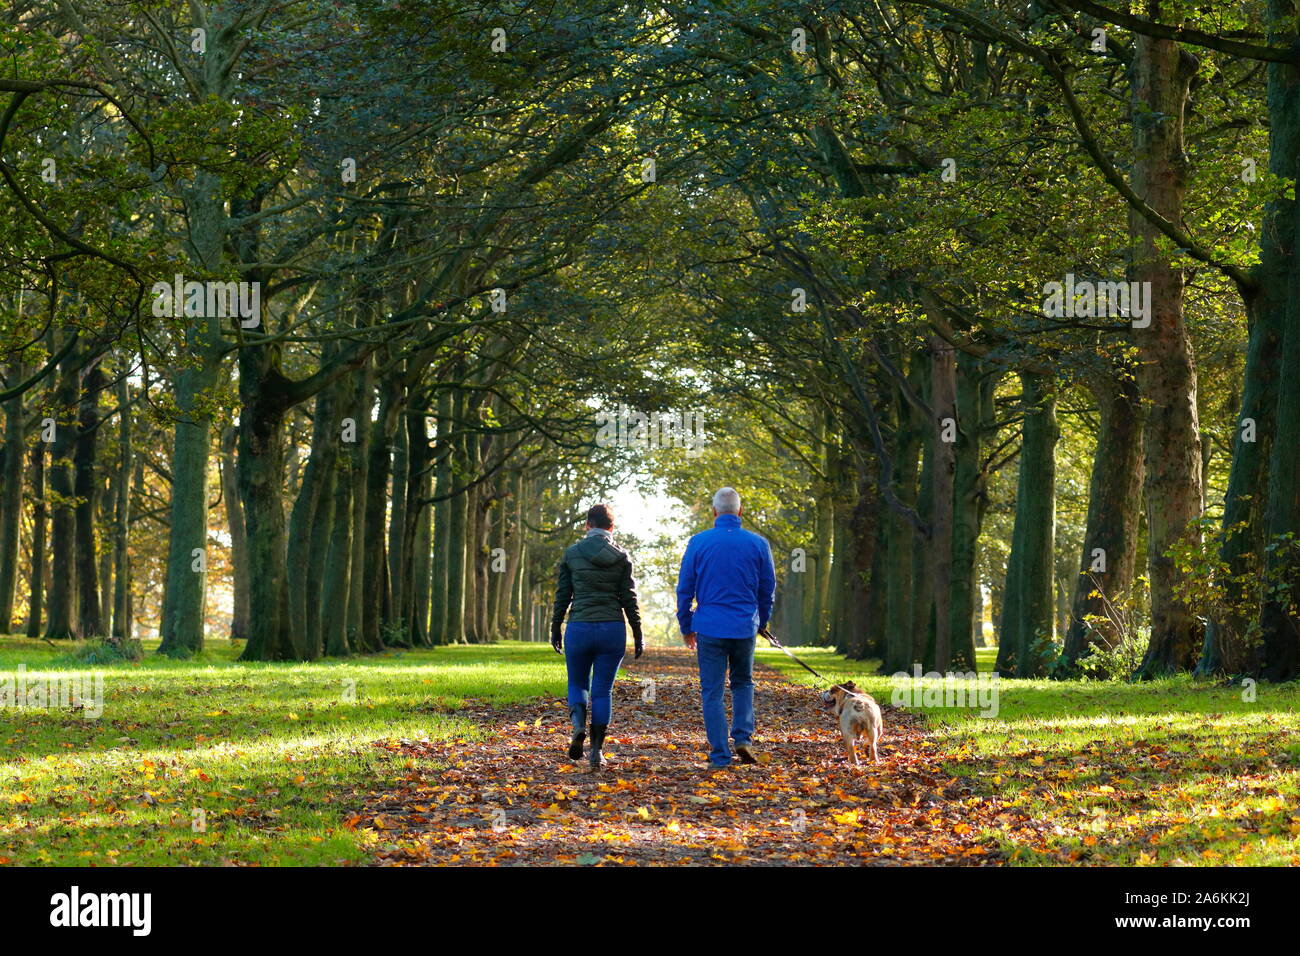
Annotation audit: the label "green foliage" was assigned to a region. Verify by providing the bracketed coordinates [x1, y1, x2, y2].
[1077, 628, 1149, 682]
[1168, 519, 1300, 662]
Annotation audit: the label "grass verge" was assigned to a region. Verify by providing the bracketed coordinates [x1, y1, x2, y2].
[758, 645, 1300, 865]
[0, 637, 559, 865]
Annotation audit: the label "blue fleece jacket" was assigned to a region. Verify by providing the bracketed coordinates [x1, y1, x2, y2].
[676, 513, 777, 639]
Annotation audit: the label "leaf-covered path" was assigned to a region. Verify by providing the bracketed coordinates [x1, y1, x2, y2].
[359, 648, 1028, 865]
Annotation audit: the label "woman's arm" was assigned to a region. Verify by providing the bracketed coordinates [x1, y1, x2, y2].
[617, 555, 641, 627]
[618, 555, 643, 658]
[551, 556, 573, 625]
[550, 555, 573, 651]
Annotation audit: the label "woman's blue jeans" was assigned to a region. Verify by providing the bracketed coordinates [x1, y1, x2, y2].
[564, 620, 626, 725]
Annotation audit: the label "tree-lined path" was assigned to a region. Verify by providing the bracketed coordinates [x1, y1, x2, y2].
[3, 1, 1300, 875]
[359, 648, 1031, 866]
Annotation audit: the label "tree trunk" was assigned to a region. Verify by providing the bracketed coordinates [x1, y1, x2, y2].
[429, 387, 454, 644]
[1130, 33, 1203, 678]
[25, 440, 45, 638]
[345, 364, 373, 649]
[927, 337, 957, 671]
[882, 383, 921, 674]
[360, 377, 401, 650]
[812, 418, 834, 645]
[486, 478, 505, 639]
[0, 363, 24, 632]
[220, 425, 250, 642]
[947, 351, 988, 672]
[44, 344, 79, 641]
[825, 435, 852, 650]
[1259, 210, 1300, 677]
[74, 360, 105, 637]
[387, 414, 409, 638]
[157, 352, 221, 656]
[287, 381, 342, 660]
[111, 376, 133, 642]
[408, 415, 433, 646]
[235, 360, 296, 662]
[995, 497, 1024, 676]
[443, 390, 470, 644]
[911, 355, 935, 666]
[1256, 7, 1300, 680]
[159, 169, 226, 658]
[496, 469, 524, 638]
[840, 468, 878, 660]
[98, 475, 113, 633]
[323, 373, 362, 657]
[862, 506, 888, 660]
[1060, 374, 1145, 673]
[1004, 371, 1058, 678]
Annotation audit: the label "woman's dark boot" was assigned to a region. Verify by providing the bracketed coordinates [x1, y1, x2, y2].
[567, 705, 586, 760]
[587, 723, 608, 772]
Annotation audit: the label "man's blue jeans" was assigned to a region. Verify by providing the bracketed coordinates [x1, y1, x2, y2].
[695, 635, 755, 767]
[565, 620, 626, 725]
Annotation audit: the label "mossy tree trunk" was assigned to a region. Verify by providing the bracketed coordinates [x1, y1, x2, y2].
[1001, 371, 1058, 678]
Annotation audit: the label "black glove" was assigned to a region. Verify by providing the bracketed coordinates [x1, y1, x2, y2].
[632, 622, 644, 659]
[551, 621, 563, 654]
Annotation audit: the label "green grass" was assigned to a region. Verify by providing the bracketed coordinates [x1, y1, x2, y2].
[759, 645, 1300, 865]
[0, 637, 560, 866]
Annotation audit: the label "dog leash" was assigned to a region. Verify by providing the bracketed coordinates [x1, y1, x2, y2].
[758, 628, 876, 702]
[759, 628, 836, 686]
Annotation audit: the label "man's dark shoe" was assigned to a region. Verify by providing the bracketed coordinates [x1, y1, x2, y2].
[567, 705, 586, 760]
[734, 742, 758, 765]
[587, 723, 608, 772]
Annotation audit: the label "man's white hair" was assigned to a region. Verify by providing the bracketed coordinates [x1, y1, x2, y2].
[712, 487, 741, 514]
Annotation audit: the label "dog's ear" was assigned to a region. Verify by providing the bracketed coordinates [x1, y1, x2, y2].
[843, 680, 856, 691]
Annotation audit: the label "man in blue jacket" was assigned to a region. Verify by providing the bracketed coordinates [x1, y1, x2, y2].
[676, 487, 777, 769]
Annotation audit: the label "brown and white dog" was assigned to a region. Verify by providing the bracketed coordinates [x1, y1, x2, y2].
[819, 681, 883, 766]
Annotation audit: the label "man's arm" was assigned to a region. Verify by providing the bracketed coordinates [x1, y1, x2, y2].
[756, 540, 776, 632]
[675, 540, 696, 638]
